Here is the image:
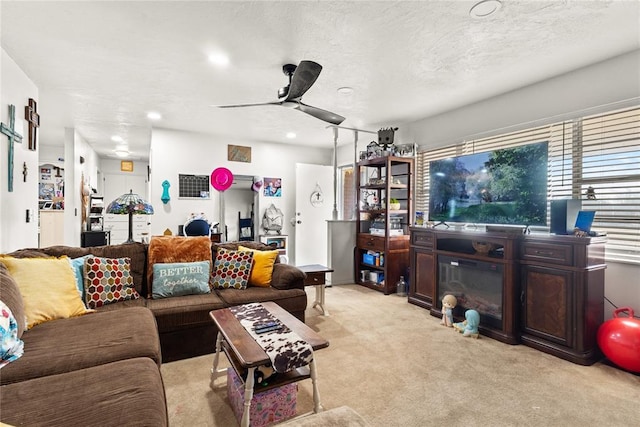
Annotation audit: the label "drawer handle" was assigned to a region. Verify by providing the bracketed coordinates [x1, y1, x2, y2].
[534, 250, 554, 256]
[313, 277, 319, 282]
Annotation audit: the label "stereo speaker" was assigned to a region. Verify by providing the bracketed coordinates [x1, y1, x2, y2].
[550, 199, 582, 235]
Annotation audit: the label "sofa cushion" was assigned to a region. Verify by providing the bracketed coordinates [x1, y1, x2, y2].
[238, 245, 279, 287]
[0, 307, 161, 385]
[147, 236, 213, 297]
[68, 254, 93, 306]
[1, 300, 24, 368]
[146, 292, 226, 333]
[271, 263, 307, 290]
[0, 357, 168, 427]
[0, 256, 91, 329]
[10, 243, 149, 298]
[152, 260, 211, 299]
[84, 256, 140, 309]
[216, 287, 307, 315]
[211, 248, 254, 290]
[0, 263, 26, 338]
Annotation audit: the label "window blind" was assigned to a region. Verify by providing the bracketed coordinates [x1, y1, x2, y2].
[416, 105, 640, 264]
[578, 107, 640, 263]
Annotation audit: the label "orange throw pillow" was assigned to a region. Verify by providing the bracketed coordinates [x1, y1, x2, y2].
[147, 236, 212, 297]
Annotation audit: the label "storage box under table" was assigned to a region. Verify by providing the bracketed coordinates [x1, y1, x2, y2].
[227, 368, 297, 426]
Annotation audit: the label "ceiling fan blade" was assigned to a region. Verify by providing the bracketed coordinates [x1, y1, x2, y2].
[214, 101, 282, 108]
[295, 102, 345, 125]
[283, 61, 322, 101]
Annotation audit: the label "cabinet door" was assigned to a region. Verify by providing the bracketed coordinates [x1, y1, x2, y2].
[521, 265, 573, 346]
[410, 248, 435, 308]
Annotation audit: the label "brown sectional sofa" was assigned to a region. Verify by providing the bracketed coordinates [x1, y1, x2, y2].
[0, 239, 308, 426]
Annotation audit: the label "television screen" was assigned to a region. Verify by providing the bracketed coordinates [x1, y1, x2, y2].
[429, 142, 548, 226]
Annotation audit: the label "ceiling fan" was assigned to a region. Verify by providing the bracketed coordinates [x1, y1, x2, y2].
[215, 60, 346, 125]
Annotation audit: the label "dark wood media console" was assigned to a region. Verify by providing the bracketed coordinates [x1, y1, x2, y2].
[408, 227, 607, 365]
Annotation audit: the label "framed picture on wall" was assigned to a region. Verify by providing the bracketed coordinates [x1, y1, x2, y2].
[228, 145, 252, 163]
[121, 160, 134, 172]
[263, 177, 282, 197]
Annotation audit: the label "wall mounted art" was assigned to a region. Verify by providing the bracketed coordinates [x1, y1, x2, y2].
[263, 177, 282, 197]
[227, 145, 251, 163]
[161, 180, 171, 204]
[121, 160, 134, 172]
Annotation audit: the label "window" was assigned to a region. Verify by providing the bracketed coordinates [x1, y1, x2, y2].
[338, 165, 355, 220]
[416, 106, 640, 264]
[579, 108, 640, 263]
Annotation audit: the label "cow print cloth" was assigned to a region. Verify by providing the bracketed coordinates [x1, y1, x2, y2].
[230, 303, 313, 373]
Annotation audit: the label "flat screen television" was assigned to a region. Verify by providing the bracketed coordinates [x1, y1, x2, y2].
[429, 141, 548, 226]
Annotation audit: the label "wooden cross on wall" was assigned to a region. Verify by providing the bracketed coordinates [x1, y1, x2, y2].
[0, 104, 24, 192]
[25, 98, 40, 151]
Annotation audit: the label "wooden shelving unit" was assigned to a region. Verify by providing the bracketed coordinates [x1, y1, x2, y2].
[355, 156, 413, 294]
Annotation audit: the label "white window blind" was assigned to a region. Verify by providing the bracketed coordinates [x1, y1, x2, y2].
[578, 107, 640, 263]
[416, 105, 640, 264]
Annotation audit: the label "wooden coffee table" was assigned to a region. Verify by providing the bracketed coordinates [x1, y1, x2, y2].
[209, 302, 329, 427]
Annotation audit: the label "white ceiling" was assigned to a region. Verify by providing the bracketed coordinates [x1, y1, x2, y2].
[2, 1, 639, 161]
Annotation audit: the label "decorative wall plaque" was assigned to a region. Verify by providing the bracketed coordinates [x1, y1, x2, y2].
[228, 145, 252, 163]
[121, 160, 134, 172]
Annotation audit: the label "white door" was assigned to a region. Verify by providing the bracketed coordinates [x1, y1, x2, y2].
[294, 163, 334, 266]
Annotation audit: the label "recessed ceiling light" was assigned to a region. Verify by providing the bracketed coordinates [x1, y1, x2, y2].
[208, 52, 230, 67]
[286, 132, 296, 139]
[470, 0, 502, 18]
[147, 111, 162, 120]
[337, 87, 354, 95]
[111, 135, 124, 142]
[114, 149, 130, 158]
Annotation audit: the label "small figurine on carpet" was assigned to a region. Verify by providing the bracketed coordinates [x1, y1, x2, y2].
[453, 309, 480, 338]
[440, 294, 457, 327]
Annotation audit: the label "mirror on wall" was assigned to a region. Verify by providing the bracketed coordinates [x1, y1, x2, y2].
[219, 175, 260, 242]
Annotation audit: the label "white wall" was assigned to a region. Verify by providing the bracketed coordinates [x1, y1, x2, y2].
[407, 50, 640, 149]
[149, 128, 332, 261]
[1, 49, 39, 252]
[63, 128, 100, 246]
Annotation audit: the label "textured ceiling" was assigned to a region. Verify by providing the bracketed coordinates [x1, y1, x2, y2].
[2, 1, 639, 160]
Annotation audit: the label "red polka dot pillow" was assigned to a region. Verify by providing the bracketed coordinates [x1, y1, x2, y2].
[84, 256, 140, 309]
[211, 248, 254, 290]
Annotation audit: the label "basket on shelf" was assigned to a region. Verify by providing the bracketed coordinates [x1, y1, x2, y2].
[472, 241, 497, 255]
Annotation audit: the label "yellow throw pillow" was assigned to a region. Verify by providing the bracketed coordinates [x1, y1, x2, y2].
[0, 256, 91, 329]
[238, 246, 279, 287]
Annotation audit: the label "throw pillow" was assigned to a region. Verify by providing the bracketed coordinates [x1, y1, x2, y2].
[0, 256, 91, 329]
[238, 245, 278, 287]
[68, 254, 93, 307]
[0, 300, 24, 368]
[152, 261, 211, 299]
[147, 236, 213, 297]
[84, 256, 140, 309]
[211, 248, 254, 290]
[0, 263, 26, 338]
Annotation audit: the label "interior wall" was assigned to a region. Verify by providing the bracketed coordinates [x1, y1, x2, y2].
[408, 49, 640, 149]
[1, 48, 39, 252]
[63, 129, 100, 246]
[149, 128, 332, 258]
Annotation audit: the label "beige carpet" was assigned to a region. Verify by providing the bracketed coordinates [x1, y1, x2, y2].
[161, 285, 640, 426]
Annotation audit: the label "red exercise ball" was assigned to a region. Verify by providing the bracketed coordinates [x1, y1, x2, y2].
[597, 307, 640, 373]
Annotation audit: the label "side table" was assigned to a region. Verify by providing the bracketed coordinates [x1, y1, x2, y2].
[297, 264, 334, 316]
